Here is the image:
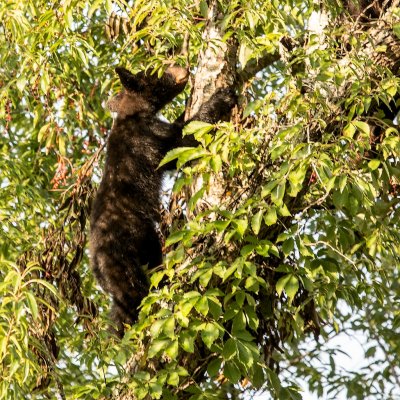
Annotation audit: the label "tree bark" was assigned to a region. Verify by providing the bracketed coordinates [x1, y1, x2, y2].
[185, 0, 238, 119]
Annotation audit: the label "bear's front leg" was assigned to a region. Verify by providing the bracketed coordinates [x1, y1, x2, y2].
[192, 88, 237, 124]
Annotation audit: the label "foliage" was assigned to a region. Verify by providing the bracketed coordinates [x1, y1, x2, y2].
[0, 0, 399, 399]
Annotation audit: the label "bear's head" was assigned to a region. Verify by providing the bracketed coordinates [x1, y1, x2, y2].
[107, 66, 189, 118]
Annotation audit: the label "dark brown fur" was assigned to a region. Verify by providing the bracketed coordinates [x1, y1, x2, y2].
[344, 0, 391, 20]
[90, 66, 236, 335]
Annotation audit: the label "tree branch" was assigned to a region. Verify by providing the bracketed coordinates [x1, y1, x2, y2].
[239, 51, 281, 82]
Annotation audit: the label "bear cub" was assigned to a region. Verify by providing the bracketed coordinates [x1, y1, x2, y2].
[90, 66, 236, 335]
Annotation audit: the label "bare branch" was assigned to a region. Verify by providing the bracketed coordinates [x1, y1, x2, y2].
[239, 51, 281, 82]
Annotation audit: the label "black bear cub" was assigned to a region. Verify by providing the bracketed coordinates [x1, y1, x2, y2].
[90, 65, 236, 335]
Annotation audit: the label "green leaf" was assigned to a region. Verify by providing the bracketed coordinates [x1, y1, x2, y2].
[252, 364, 265, 389]
[183, 121, 213, 136]
[233, 219, 248, 237]
[238, 43, 253, 68]
[65, 9, 73, 29]
[165, 340, 179, 359]
[244, 306, 259, 331]
[27, 279, 58, 296]
[261, 180, 278, 198]
[195, 296, 209, 316]
[268, 369, 282, 393]
[343, 123, 356, 138]
[214, 220, 230, 232]
[338, 175, 348, 192]
[163, 317, 175, 339]
[222, 338, 237, 360]
[276, 274, 291, 297]
[180, 292, 201, 316]
[245, 276, 259, 292]
[150, 271, 165, 288]
[149, 382, 163, 399]
[232, 311, 246, 333]
[176, 366, 189, 376]
[25, 292, 38, 319]
[243, 100, 263, 118]
[201, 322, 220, 348]
[368, 159, 380, 171]
[208, 297, 223, 319]
[136, 386, 149, 400]
[180, 331, 195, 353]
[37, 123, 50, 142]
[150, 319, 165, 338]
[245, 10, 257, 29]
[167, 371, 179, 387]
[199, 268, 213, 287]
[88, 0, 103, 18]
[285, 275, 299, 302]
[188, 187, 206, 211]
[282, 238, 294, 257]
[159, 147, 209, 168]
[58, 135, 66, 156]
[234, 330, 254, 341]
[199, 0, 208, 17]
[224, 361, 241, 384]
[165, 230, 186, 246]
[271, 183, 285, 206]
[207, 358, 222, 377]
[235, 291, 245, 307]
[16, 77, 27, 93]
[353, 120, 370, 135]
[105, 0, 112, 13]
[237, 340, 254, 368]
[210, 154, 222, 172]
[251, 210, 263, 234]
[365, 346, 376, 358]
[75, 47, 88, 68]
[148, 339, 170, 358]
[394, 23, 400, 39]
[40, 71, 50, 93]
[175, 311, 189, 328]
[264, 207, 277, 226]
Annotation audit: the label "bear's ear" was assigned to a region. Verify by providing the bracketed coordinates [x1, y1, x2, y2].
[115, 67, 142, 91]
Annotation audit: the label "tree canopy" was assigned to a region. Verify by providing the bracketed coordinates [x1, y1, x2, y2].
[0, 0, 399, 399]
